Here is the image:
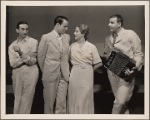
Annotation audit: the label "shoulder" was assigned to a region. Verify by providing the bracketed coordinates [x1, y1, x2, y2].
[70, 42, 77, 49]
[40, 32, 53, 43]
[125, 29, 137, 36]
[9, 40, 17, 48]
[86, 41, 96, 48]
[42, 32, 53, 38]
[104, 34, 112, 44]
[29, 37, 38, 42]
[28, 37, 38, 44]
[105, 34, 111, 40]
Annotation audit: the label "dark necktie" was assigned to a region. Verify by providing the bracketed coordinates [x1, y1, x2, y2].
[112, 33, 117, 47]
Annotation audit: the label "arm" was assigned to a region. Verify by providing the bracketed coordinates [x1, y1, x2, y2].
[37, 35, 48, 72]
[125, 32, 143, 76]
[21, 40, 38, 66]
[131, 31, 143, 71]
[8, 45, 24, 69]
[93, 62, 103, 71]
[103, 37, 111, 60]
[92, 45, 103, 70]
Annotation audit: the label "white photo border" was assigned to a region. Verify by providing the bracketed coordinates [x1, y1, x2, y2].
[1, 1, 149, 119]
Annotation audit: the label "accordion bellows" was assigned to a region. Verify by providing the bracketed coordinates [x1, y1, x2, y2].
[104, 51, 136, 79]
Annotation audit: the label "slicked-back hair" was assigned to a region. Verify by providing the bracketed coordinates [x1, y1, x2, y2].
[54, 16, 68, 26]
[16, 21, 29, 29]
[78, 24, 89, 40]
[110, 14, 123, 26]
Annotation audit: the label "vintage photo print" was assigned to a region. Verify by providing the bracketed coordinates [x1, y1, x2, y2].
[1, 1, 149, 119]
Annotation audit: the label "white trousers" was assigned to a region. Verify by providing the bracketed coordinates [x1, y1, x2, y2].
[107, 70, 135, 114]
[12, 65, 39, 114]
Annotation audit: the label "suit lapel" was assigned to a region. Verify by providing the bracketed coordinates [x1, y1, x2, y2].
[50, 31, 62, 54]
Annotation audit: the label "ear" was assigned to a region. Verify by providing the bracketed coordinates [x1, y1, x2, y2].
[118, 22, 121, 27]
[16, 29, 19, 33]
[56, 23, 60, 27]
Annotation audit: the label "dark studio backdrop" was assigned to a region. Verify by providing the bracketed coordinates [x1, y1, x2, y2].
[6, 5, 145, 114]
[6, 6, 145, 54]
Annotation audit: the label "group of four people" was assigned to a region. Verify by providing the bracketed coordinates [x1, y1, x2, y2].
[8, 14, 143, 114]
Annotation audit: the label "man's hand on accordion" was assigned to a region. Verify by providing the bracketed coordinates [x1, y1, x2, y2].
[124, 67, 136, 77]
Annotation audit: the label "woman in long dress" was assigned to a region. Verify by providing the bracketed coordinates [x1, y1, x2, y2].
[68, 24, 103, 114]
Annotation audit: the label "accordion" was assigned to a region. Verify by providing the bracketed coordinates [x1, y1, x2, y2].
[104, 51, 136, 79]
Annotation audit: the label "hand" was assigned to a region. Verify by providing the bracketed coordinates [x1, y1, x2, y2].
[20, 54, 28, 60]
[136, 64, 143, 71]
[125, 67, 136, 76]
[13, 45, 22, 55]
[13, 45, 20, 52]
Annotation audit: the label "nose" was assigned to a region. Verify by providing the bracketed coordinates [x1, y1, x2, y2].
[108, 23, 111, 27]
[24, 30, 27, 34]
[65, 27, 68, 31]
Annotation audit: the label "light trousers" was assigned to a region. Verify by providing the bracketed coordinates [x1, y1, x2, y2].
[107, 70, 135, 114]
[12, 65, 39, 114]
[42, 72, 68, 114]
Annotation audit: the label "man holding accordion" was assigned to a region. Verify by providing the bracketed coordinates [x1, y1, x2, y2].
[103, 14, 143, 114]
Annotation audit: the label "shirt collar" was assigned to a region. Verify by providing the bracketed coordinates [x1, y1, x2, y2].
[112, 27, 125, 37]
[53, 30, 63, 39]
[16, 36, 30, 43]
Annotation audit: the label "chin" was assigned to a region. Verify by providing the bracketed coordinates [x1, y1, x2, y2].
[110, 29, 113, 32]
[74, 37, 77, 40]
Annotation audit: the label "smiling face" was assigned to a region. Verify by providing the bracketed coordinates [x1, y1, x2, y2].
[16, 24, 29, 39]
[74, 27, 84, 40]
[108, 17, 121, 33]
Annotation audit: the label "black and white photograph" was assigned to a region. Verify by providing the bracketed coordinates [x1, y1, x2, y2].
[1, 1, 149, 119]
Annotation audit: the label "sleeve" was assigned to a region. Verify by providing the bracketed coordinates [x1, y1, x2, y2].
[92, 45, 102, 65]
[37, 35, 48, 72]
[103, 37, 111, 59]
[22, 39, 38, 65]
[8, 44, 24, 69]
[130, 31, 143, 69]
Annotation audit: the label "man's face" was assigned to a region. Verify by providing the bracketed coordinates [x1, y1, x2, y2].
[58, 20, 68, 34]
[16, 24, 29, 38]
[108, 17, 121, 33]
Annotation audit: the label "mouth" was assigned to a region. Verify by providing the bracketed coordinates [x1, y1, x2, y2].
[109, 28, 113, 31]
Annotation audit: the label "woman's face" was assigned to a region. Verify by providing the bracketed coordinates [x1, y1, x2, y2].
[74, 27, 84, 40]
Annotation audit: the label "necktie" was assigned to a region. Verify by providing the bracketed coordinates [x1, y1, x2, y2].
[112, 33, 117, 47]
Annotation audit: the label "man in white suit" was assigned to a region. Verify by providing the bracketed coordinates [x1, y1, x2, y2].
[38, 16, 70, 114]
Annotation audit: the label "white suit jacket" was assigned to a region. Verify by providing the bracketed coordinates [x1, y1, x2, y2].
[38, 30, 70, 82]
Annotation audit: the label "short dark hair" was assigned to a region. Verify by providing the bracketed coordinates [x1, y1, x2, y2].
[110, 14, 123, 26]
[54, 16, 68, 26]
[78, 24, 89, 40]
[16, 21, 28, 29]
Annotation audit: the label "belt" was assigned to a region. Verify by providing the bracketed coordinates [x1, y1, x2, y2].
[73, 64, 92, 69]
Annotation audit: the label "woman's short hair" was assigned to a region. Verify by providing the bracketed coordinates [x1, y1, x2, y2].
[78, 24, 89, 40]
